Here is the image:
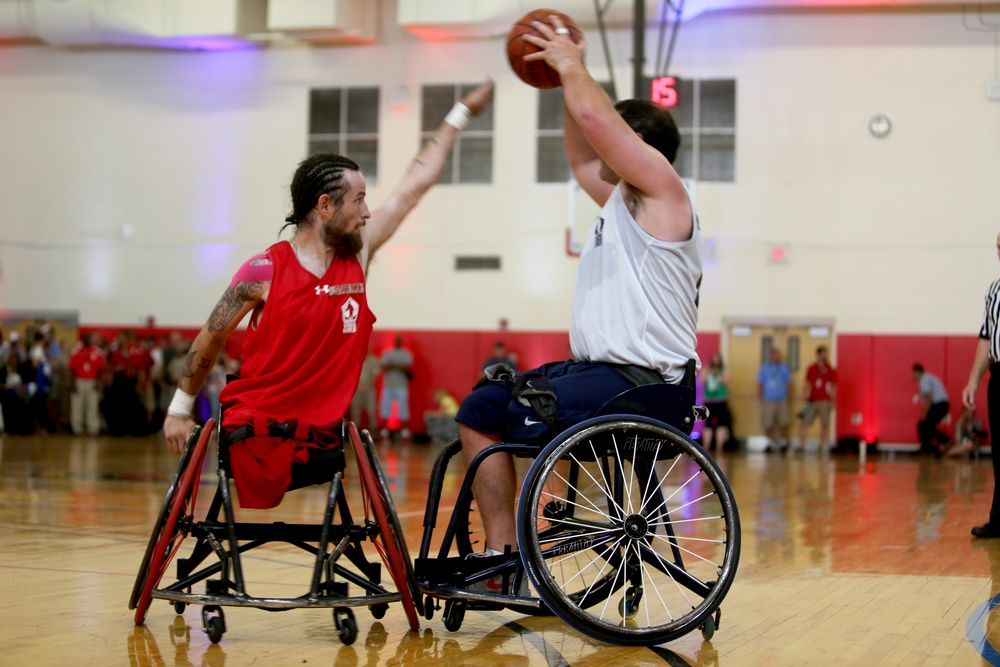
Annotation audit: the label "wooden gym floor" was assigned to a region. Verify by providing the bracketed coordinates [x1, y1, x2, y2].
[2, 433, 999, 666]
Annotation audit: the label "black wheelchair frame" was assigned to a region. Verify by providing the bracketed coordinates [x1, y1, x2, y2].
[414, 381, 742, 646]
[129, 418, 420, 645]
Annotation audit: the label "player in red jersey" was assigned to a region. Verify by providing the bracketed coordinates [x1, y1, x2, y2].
[162, 80, 493, 509]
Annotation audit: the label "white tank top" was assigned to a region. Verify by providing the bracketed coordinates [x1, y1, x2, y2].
[569, 185, 702, 383]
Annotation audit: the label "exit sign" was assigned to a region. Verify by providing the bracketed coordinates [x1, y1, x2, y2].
[651, 76, 677, 108]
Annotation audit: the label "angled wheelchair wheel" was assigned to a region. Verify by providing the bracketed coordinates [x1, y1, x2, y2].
[516, 416, 740, 646]
[348, 423, 421, 631]
[130, 419, 215, 625]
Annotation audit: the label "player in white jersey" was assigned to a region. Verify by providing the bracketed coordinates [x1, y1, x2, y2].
[455, 14, 701, 572]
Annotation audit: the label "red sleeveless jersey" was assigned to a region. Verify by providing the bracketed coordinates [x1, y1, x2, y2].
[220, 241, 375, 429]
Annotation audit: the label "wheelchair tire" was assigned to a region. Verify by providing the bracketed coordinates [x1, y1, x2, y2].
[516, 416, 740, 646]
[130, 420, 214, 626]
[348, 423, 421, 632]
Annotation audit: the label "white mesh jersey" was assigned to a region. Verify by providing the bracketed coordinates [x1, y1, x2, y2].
[569, 184, 702, 383]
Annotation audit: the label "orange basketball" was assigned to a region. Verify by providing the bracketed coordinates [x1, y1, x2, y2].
[506, 9, 582, 89]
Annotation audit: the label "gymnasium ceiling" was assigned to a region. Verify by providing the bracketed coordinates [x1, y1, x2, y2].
[0, 0, 996, 49]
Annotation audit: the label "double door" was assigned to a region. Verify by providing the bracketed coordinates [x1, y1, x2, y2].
[724, 322, 834, 439]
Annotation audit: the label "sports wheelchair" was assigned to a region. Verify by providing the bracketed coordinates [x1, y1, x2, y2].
[415, 379, 741, 646]
[129, 417, 421, 645]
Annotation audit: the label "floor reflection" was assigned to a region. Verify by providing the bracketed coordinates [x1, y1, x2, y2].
[2, 434, 997, 665]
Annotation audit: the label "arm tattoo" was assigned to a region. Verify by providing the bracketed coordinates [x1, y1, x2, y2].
[181, 348, 213, 379]
[207, 282, 263, 333]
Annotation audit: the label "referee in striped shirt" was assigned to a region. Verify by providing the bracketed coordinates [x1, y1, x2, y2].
[962, 232, 1000, 539]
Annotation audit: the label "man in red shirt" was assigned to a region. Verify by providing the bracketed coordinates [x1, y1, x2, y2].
[68, 332, 107, 435]
[796, 345, 838, 453]
[162, 80, 493, 509]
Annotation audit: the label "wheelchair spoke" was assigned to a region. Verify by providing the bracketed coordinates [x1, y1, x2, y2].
[612, 433, 635, 517]
[650, 532, 723, 568]
[587, 440, 623, 518]
[627, 436, 638, 516]
[565, 451, 622, 519]
[637, 538, 677, 624]
[598, 537, 630, 622]
[549, 532, 625, 584]
[640, 468, 703, 523]
[539, 486, 614, 523]
[537, 524, 617, 545]
[648, 515, 726, 529]
[637, 441, 663, 517]
[638, 539, 699, 610]
[646, 491, 719, 524]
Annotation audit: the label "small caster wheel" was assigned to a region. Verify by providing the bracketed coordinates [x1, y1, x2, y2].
[202, 606, 226, 644]
[334, 607, 358, 645]
[171, 600, 186, 615]
[423, 599, 435, 621]
[369, 603, 389, 619]
[618, 586, 642, 620]
[701, 608, 721, 641]
[700, 616, 716, 640]
[206, 617, 225, 644]
[443, 599, 465, 632]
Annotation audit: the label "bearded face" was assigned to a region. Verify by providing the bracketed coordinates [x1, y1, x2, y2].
[322, 207, 364, 256]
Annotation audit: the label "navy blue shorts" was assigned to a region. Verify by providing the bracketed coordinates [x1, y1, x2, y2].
[456, 360, 635, 444]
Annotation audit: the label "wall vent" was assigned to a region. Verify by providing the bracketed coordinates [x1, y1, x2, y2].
[454, 255, 501, 271]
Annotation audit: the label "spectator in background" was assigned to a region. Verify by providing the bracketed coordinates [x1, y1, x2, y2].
[204, 352, 230, 421]
[1, 349, 31, 434]
[51, 336, 73, 433]
[350, 349, 380, 431]
[946, 407, 987, 458]
[699, 351, 732, 455]
[106, 330, 151, 436]
[758, 348, 792, 451]
[160, 338, 191, 418]
[28, 331, 54, 433]
[424, 387, 460, 445]
[69, 332, 106, 436]
[481, 340, 518, 375]
[379, 335, 413, 439]
[913, 363, 950, 456]
[796, 345, 838, 453]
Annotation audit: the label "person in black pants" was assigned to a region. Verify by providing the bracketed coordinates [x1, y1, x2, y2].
[963, 231, 1000, 539]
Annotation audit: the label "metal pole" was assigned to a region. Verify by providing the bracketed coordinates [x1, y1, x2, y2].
[633, 0, 645, 99]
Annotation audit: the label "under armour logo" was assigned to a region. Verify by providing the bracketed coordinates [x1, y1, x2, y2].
[595, 217, 605, 247]
[316, 283, 365, 296]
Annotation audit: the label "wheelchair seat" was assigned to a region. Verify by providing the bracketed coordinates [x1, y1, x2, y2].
[593, 382, 697, 434]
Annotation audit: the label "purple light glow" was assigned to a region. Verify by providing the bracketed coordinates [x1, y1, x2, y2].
[160, 36, 257, 52]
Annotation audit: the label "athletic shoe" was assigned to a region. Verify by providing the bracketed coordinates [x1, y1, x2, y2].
[972, 523, 1000, 539]
[464, 550, 522, 595]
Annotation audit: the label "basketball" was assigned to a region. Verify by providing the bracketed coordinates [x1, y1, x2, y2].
[506, 9, 582, 89]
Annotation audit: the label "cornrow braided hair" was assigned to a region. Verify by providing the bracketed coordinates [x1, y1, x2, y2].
[280, 153, 360, 234]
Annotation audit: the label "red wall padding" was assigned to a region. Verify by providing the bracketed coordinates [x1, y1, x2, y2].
[77, 325, 986, 442]
[835, 334, 988, 444]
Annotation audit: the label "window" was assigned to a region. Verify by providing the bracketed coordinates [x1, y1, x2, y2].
[421, 84, 494, 184]
[670, 79, 736, 183]
[536, 82, 615, 183]
[308, 87, 380, 183]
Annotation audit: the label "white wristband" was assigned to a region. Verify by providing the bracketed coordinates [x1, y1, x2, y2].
[444, 102, 472, 130]
[167, 388, 196, 417]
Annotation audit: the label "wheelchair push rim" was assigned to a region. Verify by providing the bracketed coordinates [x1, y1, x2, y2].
[347, 422, 421, 631]
[516, 416, 741, 646]
[131, 419, 214, 625]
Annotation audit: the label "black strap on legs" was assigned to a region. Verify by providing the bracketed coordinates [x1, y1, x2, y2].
[512, 372, 558, 429]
